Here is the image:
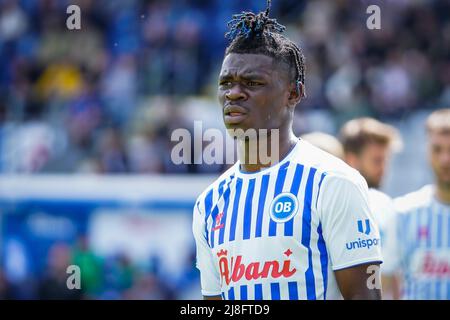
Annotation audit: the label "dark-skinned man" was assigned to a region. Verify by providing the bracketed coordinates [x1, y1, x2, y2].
[192, 0, 382, 300]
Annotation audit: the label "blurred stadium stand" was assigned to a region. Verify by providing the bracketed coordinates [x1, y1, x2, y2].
[0, 0, 449, 299]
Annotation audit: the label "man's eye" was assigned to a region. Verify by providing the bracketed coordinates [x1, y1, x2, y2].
[247, 81, 261, 87]
[220, 81, 232, 86]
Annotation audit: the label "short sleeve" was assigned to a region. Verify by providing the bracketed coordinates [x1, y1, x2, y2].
[192, 200, 221, 296]
[318, 174, 383, 271]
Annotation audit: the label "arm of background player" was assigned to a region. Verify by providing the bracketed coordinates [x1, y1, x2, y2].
[382, 274, 402, 300]
[335, 263, 382, 300]
[380, 204, 402, 299]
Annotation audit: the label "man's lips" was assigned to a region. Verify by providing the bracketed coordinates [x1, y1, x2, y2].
[223, 105, 248, 124]
[223, 105, 247, 115]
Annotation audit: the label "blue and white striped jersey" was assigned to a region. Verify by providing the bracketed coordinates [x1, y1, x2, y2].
[368, 189, 396, 266]
[193, 139, 383, 300]
[384, 185, 450, 300]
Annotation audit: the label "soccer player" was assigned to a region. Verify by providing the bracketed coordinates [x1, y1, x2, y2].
[192, 1, 382, 300]
[339, 117, 402, 298]
[383, 109, 450, 299]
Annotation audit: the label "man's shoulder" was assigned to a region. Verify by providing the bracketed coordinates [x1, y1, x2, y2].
[195, 164, 237, 209]
[368, 188, 394, 205]
[293, 139, 364, 185]
[393, 185, 434, 214]
[368, 188, 396, 225]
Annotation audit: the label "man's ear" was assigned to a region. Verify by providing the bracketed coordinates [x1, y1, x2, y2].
[288, 81, 305, 107]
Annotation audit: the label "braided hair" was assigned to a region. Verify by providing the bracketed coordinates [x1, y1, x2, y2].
[224, 0, 305, 97]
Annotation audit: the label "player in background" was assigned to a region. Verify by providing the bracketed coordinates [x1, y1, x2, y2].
[301, 132, 344, 160]
[383, 109, 450, 300]
[339, 117, 403, 299]
[192, 1, 382, 300]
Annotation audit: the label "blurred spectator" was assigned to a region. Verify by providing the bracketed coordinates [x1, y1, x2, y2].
[123, 271, 174, 300]
[95, 126, 129, 173]
[101, 253, 135, 297]
[0, 269, 14, 300]
[72, 236, 103, 299]
[1, 0, 449, 174]
[37, 243, 83, 300]
[1, 0, 450, 301]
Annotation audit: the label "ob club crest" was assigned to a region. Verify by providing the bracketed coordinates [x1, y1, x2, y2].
[269, 193, 299, 223]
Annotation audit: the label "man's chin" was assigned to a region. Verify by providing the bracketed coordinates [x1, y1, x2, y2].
[438, 179, 450, 190]
[225, 125, 257, 140]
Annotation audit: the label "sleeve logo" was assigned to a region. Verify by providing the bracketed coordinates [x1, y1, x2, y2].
[357, 219, 371, 235]
[346, 219, 380, 251]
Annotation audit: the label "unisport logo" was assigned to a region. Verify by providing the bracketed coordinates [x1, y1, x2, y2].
[346, 219, 380, 250]
[346, 238, 380, 250]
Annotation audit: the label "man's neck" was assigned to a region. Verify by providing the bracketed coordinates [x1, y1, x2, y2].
[238, 130, 298, 173]
[435, 183, 450, 205]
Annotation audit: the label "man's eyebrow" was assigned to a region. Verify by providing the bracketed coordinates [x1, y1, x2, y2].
[219, 71, 269, 79]
[241, 72, 268, 78]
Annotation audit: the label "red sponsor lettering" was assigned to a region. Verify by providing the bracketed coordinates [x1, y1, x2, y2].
[217, 249, 297, 285]
[422, 253, 450, 277]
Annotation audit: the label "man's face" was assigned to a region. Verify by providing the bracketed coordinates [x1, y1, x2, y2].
[428, 131, 450, 189]
[218, 53, 293, 134]
[347, 143, 390, 189]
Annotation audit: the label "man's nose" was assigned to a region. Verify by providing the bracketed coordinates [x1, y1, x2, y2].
[225, 84, 246, 101]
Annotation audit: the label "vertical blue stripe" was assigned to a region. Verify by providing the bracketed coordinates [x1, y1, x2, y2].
[254, 284, 263, 300]
[218, 180, 226, 195]
[229, 178, 243, 242]
[448, 212, 450, 248]
[289, 164, 304, 196]
[221, 292, 225, 300]
[446, 281, 450, 300]
[401, 213, 410, 257]
[315, 173, 327, 210]
[410, 279, 415, 300]
[302, 167, 317, 300]
[425, 281, 431, 300]
[204, 190, 214, 220]
[216, 176, 234, 246]
[269, 161, 290, 236]
[228, 287, 235, 300]
[243, 179, 256, 240]
[285, 164, 304, 236]
[228, 287, 236, 300]
[255, 175, 269, 238]
[435, 280, 441, 300]
[288, 281, 298, 300]
[209, 207, 218, 248]
[317, 222, 328, 300]
[240, 285, 248, 300]
[204, 189, 214, 246]
[270, 283, 280, 300]
[405, 276, 411, 299]
[209, 178, 228, 248]
[437, 208, 442, 248]
[426, 208, 432, 249]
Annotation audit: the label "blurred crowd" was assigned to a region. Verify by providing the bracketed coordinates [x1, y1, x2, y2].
[1, 0, 449, 301]
[0, 0, 449, 174]
[0, 236, 199, 299]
